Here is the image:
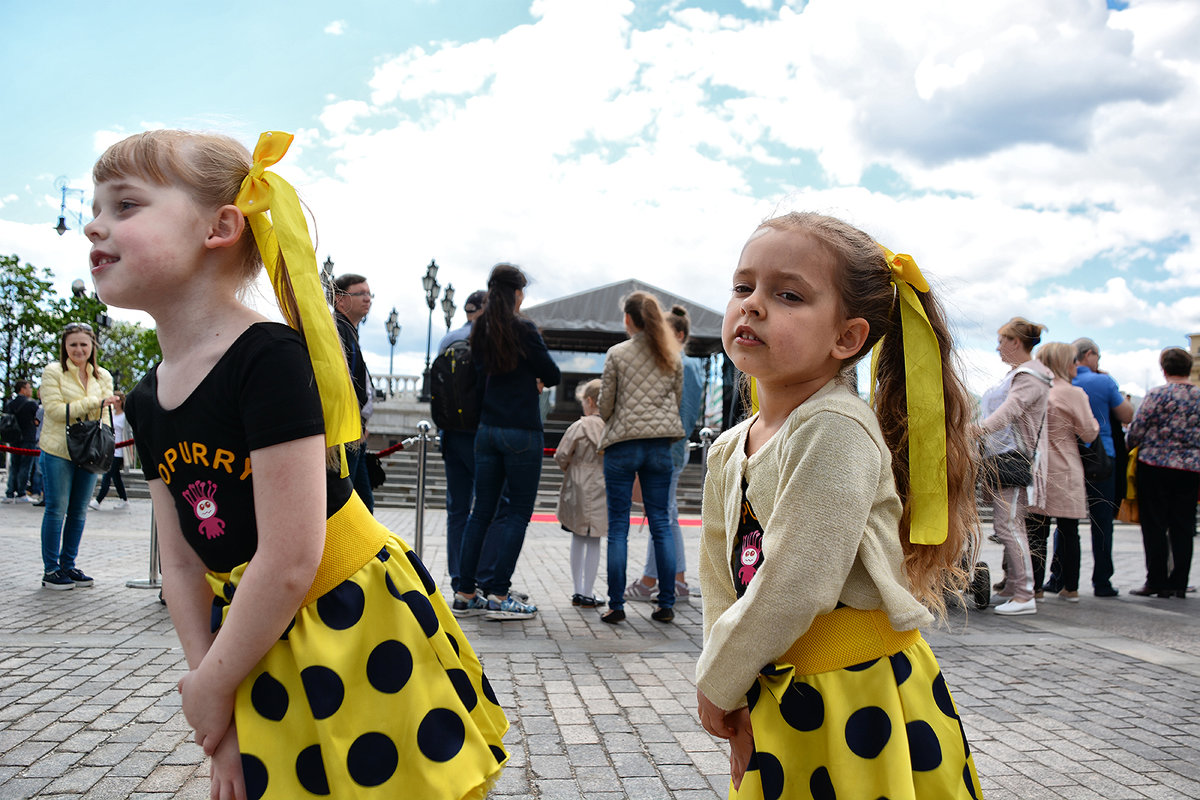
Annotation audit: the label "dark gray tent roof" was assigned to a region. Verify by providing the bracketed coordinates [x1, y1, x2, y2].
[523, 279, 725, 356]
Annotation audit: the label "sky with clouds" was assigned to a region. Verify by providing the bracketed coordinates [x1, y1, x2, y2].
[2, 0, 1197, 398]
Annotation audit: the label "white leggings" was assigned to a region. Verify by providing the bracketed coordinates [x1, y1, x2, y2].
[570, 533, 601, 597]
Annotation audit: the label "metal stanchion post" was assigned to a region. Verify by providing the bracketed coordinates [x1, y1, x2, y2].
[125, 510, 162, 589]
[699, 427, 715, 484]
[413, 420, 432, 560]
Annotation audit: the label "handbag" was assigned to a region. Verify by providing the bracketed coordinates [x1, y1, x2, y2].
[984, 449, 1032, 489]
[366, 452, 386, 489]
[65, 403, 115, 475]
[1078, 435, 1112, 482]
[1117, 447, 1139, 524]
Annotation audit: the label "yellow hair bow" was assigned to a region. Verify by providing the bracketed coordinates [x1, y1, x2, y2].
[235, 131, 361, 476]
[871, 245, 948, 546]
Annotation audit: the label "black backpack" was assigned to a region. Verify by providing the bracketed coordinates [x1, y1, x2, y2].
[0, 411, 20, 444]
[429, 339, 480, 432]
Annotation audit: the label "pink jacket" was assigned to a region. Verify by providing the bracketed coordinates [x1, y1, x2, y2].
[1028, 380, 1099, 519]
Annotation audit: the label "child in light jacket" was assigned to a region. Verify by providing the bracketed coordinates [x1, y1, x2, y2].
[555, 379, 607, 607]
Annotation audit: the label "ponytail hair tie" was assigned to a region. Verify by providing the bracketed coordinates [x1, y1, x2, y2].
[870, 245, 948, 546]
[234, 131, 361, 476]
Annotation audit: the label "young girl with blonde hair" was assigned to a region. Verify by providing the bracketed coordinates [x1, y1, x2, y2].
[88, 129, 506, 799]
[697, 212, 983, 798]
[554, 378, 607, 607]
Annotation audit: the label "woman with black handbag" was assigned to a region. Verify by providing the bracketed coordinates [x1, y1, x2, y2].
[978, 317, 1052, 616]
[37, 322, 119, 590]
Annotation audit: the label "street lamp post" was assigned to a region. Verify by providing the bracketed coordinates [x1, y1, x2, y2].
[385, 307, 401, 396]
[418, 260, 440, 402]
[53, 177, 86, 236]
[321, 256, 335, 304]
[441, 284, 456, 330]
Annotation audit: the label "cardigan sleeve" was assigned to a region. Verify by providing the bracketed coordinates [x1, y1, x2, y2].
[598, 351, 618, 422]
[695, 411, 883, 711]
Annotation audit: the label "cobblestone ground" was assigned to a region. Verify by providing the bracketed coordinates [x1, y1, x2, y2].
[1, 498, 1197, 799]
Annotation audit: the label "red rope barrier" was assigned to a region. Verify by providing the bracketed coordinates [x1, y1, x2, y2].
[0, 438, 134, 457]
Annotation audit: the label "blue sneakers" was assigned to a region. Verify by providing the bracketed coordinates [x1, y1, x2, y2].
[451, 591, 489, 617]
[41, 569, 74, 590]
[485, 593, 537, 620]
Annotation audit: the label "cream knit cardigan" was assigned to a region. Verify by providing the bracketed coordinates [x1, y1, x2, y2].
[696, 379, 933, 711]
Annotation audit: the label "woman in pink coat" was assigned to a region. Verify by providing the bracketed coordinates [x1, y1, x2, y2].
[1026, 342, 1099, 601]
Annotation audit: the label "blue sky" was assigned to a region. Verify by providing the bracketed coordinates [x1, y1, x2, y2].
[2, 0, 1197, 397]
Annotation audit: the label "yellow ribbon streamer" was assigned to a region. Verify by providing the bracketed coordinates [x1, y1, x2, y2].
[234, 131, 361, 476]
[870, 245, 948, 546]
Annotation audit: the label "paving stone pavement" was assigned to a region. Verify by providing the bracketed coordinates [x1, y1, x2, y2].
[0, 496, 1197, 799]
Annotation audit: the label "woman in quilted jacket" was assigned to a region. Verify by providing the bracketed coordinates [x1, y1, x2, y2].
[597, 291, 684, 624]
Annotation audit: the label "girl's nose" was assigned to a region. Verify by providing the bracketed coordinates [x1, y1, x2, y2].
[83, 217, 101, 241]
[740, 293, 762, 317]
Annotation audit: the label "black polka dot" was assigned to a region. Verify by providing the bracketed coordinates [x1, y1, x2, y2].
[347, 732, 398, 787]
[889, 651, 912, 685]
[406, 550, 438, 595]
[417, 708, 466, 762]
[301, 665, 345, 720]
[964, 764, 979, 799]
[761, 663, 787, 676]
[223, 581, 235, 600]
[209, 600, 224, 634]
[756, 750, 785, 800]
[960, 717, 971, 758]
[446, 631, 461, 657]
[481, 673, 499, 706]
[810, 766, 836, 800]
[932, 672, 958, 720]
[295, 744, 330, 795]
[403, 590, 440, 637]
[241, 753, 268, 800]
[846, 706, 892, 759]
[446, 668, 478, 712]
[845, 658, 878, 672]
[745, 678, 762, 711]
[366, 639, 413, 694]
[385, 572, 403, 600]
[316, 579, 366, 630]
[906, 720, 943, 771]
[779, 681, 824, 732]
[250, 672, 288, 721]
[376, 546, 391, 563]
[490, 744, 506, 763]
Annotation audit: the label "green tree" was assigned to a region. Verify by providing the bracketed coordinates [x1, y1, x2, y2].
[0, 255, 62, 393]
[101, 320, 162, 391]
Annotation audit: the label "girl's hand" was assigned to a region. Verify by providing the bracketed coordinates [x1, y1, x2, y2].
[727, 707, 754, 790]
[697, 689, 736, 739]
[178, 668, 235, 756]
[209, 725, 247, 800]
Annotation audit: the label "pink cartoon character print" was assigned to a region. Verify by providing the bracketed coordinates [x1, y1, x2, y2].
[738, 529, 762, 585]
[182, 480, 226, 540]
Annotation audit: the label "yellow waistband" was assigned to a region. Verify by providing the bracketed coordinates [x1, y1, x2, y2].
[779, 607, 920, 675]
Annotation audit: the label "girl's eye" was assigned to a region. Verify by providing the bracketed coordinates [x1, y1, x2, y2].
[119, 200, 137, 211]
[779, 291, 802, 303]
[732, 283, 752, 295]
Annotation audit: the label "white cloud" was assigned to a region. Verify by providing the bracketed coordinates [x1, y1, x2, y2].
[324, 20, 347, 35]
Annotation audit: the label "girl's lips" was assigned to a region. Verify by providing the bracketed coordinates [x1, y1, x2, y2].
[734, 325, 763, 345]
[90, 253, 118, 272]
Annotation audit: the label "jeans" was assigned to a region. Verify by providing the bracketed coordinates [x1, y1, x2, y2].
[440, 428, 507, 593]
[345, 444, 374, 513]
[604, 438, 675, 611]
[458, 425, 544, 598]
[5, 440, 36, 498]
[642, 463, 685, 581]
[96, 456, 127, 502]
[40, 452, 99, 574]
[1085, 470, 1117, 591]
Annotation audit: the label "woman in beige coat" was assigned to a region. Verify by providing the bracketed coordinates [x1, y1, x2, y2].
[38, 322, 119, 590]
[1026, 342, 1099, 601]
[555, 379, 607, 607]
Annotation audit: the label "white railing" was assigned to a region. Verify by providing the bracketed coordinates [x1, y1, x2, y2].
[372, 373, 423, 400]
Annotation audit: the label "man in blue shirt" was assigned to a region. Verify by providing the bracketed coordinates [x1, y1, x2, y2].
[1071, 337, 1134, 597]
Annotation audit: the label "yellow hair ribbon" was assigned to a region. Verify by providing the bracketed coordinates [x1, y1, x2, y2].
[235, 131, 361, 477]
[870, 245, 948, 546]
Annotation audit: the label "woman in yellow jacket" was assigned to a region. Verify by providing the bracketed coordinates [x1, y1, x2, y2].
[38, 322, 119, 590]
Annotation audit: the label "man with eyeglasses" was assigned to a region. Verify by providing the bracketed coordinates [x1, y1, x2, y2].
[333, 273, 376, 512]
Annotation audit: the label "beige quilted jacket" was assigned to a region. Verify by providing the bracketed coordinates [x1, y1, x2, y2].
[598, 333, 684, 452]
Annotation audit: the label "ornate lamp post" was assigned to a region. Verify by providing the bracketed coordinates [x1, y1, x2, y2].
[418, 259, 440, 402]
[321, 256, 335, 304]
[385, 307, 401, 394]
[441, 284, 456, 330]
[53, 177, 86, 236]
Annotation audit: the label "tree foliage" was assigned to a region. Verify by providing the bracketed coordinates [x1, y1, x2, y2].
[1, 254, 161, 395]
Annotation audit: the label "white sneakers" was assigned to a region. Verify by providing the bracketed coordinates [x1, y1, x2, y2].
[89, 499, 101, 510]
[993, 598, 1037, 616]
[89, 499, 128, 510]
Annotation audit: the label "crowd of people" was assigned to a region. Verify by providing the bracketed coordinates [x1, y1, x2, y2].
[1, 126, 1197, 799]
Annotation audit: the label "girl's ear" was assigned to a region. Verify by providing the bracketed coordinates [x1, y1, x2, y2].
[831, 317, 869, 360]
[204, 204, 246, 250]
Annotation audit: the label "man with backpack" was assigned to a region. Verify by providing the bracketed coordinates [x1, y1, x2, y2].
[3, 381, 40, 504]
[431, 290, 516, 602]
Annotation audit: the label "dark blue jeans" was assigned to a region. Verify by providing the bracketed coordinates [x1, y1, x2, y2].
[457, 424, 544, 598]
[440, 428, 507, 593]
[40, 452, 99, 574]
[345, 444, 374, 513]
[1085, 470, 1117, 591]
[604, 438, 675, 611]
[5, 440, 37, 498]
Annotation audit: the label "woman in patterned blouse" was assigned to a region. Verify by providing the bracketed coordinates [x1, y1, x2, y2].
[1125, 347, 1200, 598]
